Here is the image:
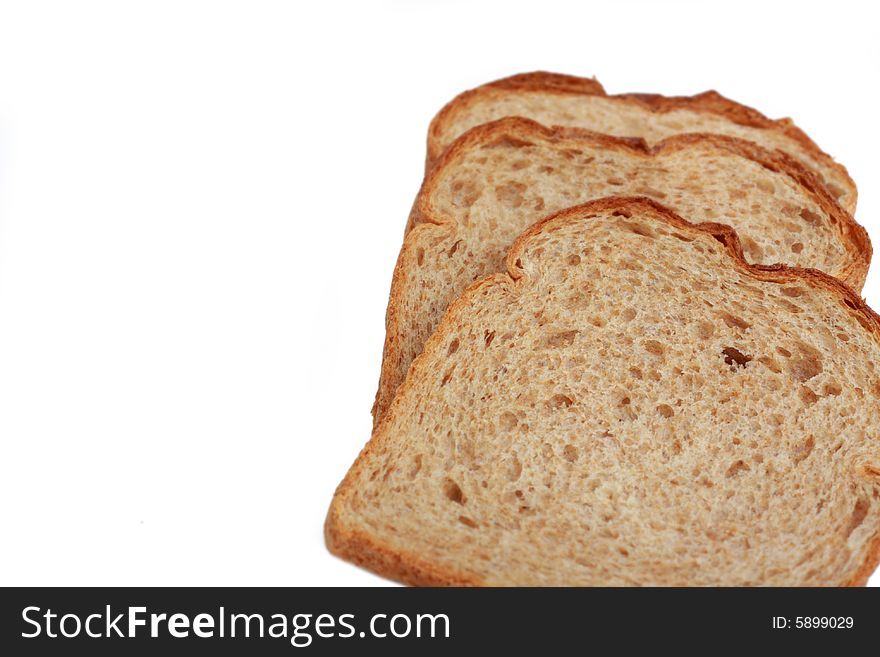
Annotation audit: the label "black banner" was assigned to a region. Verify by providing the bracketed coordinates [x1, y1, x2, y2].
[1, 587, 875, 654]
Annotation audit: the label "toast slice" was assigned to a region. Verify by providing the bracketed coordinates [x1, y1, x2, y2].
[428, 72, 857, 212]
[329, 197, 880, 586]
[375, 118, 869, 425]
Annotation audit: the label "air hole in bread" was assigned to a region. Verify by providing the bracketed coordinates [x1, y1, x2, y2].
[696, 320, 714, 340]
[657, 404, 674, 418]
[545, 330, 578, 348]
[634, 185, 667, 199]
[823, 382, 842, 396]
[628, 367, 643, 380]
[799, 208, 822, 226]
[458, 515, 478, 528]
[606, 177, 625, 186]
[448, 240, 463, 258]
[621, 221, 655, 238]
[447, 338, 460, 355]
[722, 347, 752, 369]
[507, 456, 522, 481]
[644, 340, 665, 356]
[718, 311, 750, 331]
[756, 179, 775, 194]
[777, 346, 792, 358]
[495, 181, 526, 208]
[562, 444, 578, 462]
[485, 135, 534, 150]
[781, 286, 805, 297]
[611, 209, 632, 218]
[726, 460, 750, 478]
[790, 242, 804, 253]
[792, 436, 815, 464]
[621, 307, 637, 321]
[407, 454, 423, 479]
[799, 387, 819, 405]
[443, 479, 465, 504]
[617, 396, 637, 421]
[789, 346, 823, 381]
[741, 236, 764, 261]
[484, 330, 496, 347]
[550, 394, 574, 409]
[450, 180, 479, 208]
[416, 248, 425, 266]
[498, 412, 518, 432]
[567, 254, 581, 266]
[711, 232, 733, 247]
[845, 498, 869, 537]
[777, 298, 803, 314]
[757, 356, 781, 373]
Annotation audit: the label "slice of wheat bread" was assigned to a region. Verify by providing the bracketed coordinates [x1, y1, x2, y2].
[330, 197, 880, 586]
[375, 117, 870, 425]
[427, 72, 857, 212]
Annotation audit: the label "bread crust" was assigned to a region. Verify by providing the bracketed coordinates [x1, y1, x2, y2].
[426, 72, 857, 212]
[325, 499, 482, 586]
[332, 196, 880, 587]
[383, 118, 871, 426]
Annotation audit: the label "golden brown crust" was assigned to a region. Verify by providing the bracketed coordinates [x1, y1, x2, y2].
[844, 530, 880, 587]
[333, 196, 880, 587]
[426, 72, 604, 170]
[508, 197, 879, 333]
[385, 117, 871, 425]
[329, 274, 504, 587]
[325, 502, 482, 586]
[425, 72, 857, 212]
[488, 71, 607, 95]
[416, 119, 870, 289]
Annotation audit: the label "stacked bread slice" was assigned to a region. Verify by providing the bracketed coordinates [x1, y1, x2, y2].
[327, 73, 880, 586]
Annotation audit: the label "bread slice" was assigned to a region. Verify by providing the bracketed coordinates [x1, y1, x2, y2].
[375, 117, 870, 425]
[428, 72, 857, 212]
[329, 197, 880, 586]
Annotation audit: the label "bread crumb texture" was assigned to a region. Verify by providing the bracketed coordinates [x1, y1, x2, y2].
[374, 118, 869, 424]
[332, 198, 880, 586]
[429, 72, 857, 213]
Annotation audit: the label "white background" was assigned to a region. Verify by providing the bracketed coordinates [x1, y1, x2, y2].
[0, 0, 877, 586]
